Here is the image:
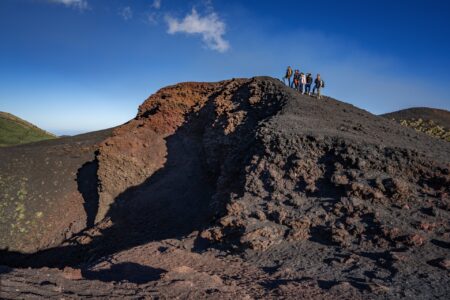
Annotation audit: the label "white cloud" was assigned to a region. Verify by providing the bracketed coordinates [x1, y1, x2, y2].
[49, 0, 88, 10]
[152, 0, 161, 9]
[119, 6, 133, 21]
[165, 9, 230, 53]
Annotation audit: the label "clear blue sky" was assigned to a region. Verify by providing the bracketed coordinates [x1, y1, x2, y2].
[1, 0, 449, 135]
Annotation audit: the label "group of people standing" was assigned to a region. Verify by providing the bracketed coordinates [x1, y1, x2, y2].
[283, 66, 325, 99]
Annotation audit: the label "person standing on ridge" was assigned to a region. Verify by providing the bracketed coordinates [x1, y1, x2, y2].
[300, 72, 306, 94]
[313, 74, 325, 99]
[284, 66, 293, 87]
[293, 70, 300, 90]
[305, 73, 313, 95]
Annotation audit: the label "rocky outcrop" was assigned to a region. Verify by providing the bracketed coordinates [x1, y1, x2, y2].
[94, 78, 286, 226]
[1, 77, 449, 298]
[95, 81, 221, 223]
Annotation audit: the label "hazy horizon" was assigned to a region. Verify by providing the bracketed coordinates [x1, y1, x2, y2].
[1, 0, 449, 134]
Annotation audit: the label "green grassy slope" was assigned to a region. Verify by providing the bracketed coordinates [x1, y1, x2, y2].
[0, 112, 56, 147]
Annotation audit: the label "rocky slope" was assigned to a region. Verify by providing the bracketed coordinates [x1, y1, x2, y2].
[0, 129, 113, 253]
[382, 107, 450, 142]
[382, 107, 450, 128]
[1, 77, 449, 299]
[0, 112, 56, 147]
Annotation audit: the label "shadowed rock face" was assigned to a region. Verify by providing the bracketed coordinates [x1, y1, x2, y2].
[0, 77, 449, 299]
[95, 81, 222, 223]
[86, 78, 288, 249]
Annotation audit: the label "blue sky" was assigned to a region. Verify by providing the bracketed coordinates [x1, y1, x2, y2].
[1, 0, 449, 135]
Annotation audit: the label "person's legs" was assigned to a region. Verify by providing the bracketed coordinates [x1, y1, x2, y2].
[317, 87, 321, 99]
[305, 84, 310, 95]
[288, 77, 292, 87]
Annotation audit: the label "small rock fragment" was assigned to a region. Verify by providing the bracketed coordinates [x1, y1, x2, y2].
[62, 267, 83, 280]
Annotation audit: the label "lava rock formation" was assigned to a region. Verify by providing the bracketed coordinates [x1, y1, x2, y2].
[1, 77, 449, 299]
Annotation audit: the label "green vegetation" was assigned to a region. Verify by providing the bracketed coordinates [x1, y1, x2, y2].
[0, 174, 44, 248]
[0, 111, 56, 146]
[396, 118, 450, 142]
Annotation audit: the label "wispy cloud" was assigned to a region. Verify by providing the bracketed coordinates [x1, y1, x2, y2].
[119, 6, 133, 21]
[165, 8, 230, 53]
[147, 12, 159, 25]
[152, 0, 161, 10]
[49, 0, 88, 10]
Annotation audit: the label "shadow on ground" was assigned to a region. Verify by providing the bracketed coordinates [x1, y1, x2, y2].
[77, 159, 100, 228]
[0, 265, 12, 275]
[83, 262, 166, 284]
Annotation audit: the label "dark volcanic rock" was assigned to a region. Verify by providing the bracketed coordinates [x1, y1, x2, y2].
[1, 77, 449, 299]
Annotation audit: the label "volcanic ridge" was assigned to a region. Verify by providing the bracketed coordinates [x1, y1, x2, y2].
[0, 77, 449, 299]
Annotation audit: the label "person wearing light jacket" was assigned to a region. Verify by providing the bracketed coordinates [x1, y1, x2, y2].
[284, 66, 293, 87]
[299, 72, 306, 94]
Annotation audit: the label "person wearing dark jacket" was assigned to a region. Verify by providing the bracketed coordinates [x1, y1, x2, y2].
[305, 73, 313, 95]
[312, 74, 325, 99]
[293, 70, 300, 90]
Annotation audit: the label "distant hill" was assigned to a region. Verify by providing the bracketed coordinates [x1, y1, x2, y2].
[382, 107, 450, 142]
[0, 112, 56, 146]
[382, 107, 450, 128]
